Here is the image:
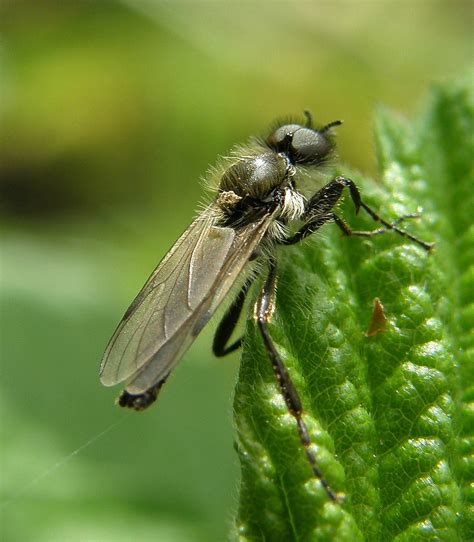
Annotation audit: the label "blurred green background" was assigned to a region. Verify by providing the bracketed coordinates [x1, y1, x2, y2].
[0, 2, 471, 541]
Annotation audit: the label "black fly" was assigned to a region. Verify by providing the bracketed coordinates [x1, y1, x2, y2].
[100, 111, 433, 501]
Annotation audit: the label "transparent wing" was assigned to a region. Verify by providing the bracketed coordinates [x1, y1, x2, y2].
[100, 206, 275, 394]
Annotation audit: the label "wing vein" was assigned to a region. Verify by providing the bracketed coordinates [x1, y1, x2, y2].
[110, 223, 202, 382]
[100, 208, 276, 391]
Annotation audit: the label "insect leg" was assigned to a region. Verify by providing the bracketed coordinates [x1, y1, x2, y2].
[213, 279, 254, 357]
[280, 177, 348, 245]
[254, 258, 338, 502]
[280, 214, 334, 246]
[333, 176, 434, 250]
[283, 176, 433, 250]
[332, 211, 423, 240]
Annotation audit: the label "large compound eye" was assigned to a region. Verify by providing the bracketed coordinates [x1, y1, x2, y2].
[290, 127, 334, 164]
[266, 124, 302, 153]
[266, 121, 339, 165]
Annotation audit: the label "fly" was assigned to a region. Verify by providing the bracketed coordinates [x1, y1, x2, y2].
[100, 111, 433, 501]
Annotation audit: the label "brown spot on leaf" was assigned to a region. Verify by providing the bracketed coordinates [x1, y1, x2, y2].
[365, 297, 388, 337]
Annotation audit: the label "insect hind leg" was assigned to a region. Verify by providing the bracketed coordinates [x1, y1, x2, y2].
[254, 258, 338, 502]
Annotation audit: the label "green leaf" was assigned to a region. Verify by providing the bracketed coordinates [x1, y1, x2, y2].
[233, 77, 473, 541]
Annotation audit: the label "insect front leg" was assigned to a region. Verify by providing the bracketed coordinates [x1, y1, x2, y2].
[332, 210, 424, 242]
[254, 258, 338, 502]
[282, 176, 434, 251]
[280, 176, 348, 245]
[330, 176, 433, 250]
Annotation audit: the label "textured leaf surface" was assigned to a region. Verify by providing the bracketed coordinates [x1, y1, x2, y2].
[233, 77, 473, 541]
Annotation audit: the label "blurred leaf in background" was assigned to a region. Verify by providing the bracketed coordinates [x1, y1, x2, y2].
[0, 1, 472, 541]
